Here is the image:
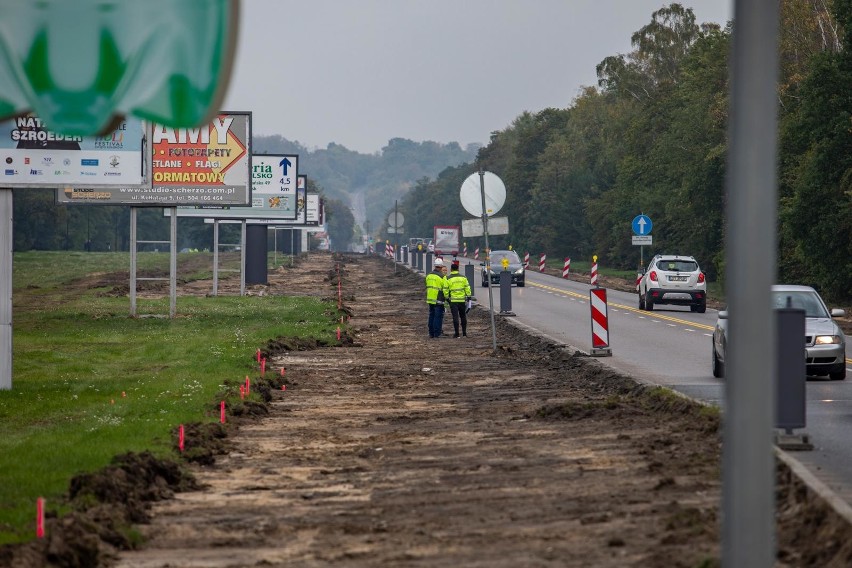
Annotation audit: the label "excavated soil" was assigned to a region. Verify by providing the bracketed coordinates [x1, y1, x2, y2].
[2, 252, 852, 567]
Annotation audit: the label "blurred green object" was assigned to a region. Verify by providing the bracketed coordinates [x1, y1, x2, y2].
[0, 0, 239, 136]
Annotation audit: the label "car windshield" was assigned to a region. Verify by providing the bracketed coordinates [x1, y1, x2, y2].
[656, 259, 698, 272]
[771, 290, 829, 318]
[490, 251, 520, 266]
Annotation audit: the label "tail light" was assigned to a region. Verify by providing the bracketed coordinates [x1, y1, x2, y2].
[649, 270, 658, 282]
[698, 272, 706, 284]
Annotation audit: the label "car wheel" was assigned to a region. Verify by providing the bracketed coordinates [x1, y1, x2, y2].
[695, 302, 706, 314]
[645, 293, 654, 311]
[829, 368, 847, 381]
[638, 294, 645, 310]
[712, 343, 725, 378]
[517, 281, 525, 287]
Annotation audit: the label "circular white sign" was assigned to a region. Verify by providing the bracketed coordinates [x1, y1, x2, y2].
[460, 171, 506, 217]
[387, 211, 404, 228]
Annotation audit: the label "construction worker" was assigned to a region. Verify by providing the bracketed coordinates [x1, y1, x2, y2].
[425, 257, 448, 338]
[446, 260, 472, 338]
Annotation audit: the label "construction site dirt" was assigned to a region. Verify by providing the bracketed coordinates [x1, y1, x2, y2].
[3, 252, 852, 567]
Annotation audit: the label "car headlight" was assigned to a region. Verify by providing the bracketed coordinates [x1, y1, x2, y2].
[814, 335, 842, 345]
[514, 268, 524, 275]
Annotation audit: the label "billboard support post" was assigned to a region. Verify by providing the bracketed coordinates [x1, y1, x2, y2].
[1, 188, 12, 390]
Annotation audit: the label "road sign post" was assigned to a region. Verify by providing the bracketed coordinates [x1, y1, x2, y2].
[460, 169, 506, 353]
[632, 214, 653, 267]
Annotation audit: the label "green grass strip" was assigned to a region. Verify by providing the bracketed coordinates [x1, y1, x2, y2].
[0, 252, 337, 544]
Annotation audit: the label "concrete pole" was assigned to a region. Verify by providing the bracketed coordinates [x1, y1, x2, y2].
[723, 0, 780, 565]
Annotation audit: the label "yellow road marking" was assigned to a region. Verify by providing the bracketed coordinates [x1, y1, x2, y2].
[527, 281, 715, 331]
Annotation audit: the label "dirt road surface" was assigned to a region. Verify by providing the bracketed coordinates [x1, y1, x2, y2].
[5, 252, 850, 567]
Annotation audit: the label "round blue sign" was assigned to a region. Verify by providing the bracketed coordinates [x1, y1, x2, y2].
[632, 215, 653, 235]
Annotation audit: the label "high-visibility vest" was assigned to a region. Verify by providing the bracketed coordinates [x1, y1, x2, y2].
[446, 271, 471, 303]
[425, 270, 448, 305]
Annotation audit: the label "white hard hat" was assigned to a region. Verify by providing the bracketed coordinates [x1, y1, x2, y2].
[434, 258, 444, 266]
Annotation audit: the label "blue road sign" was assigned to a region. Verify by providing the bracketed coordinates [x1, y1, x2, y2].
[632, 214, 653, 236]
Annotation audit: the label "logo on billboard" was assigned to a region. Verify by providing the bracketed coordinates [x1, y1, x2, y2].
[41, 156, 53, 166]
[4, 157, 11, 164]
[5, 169, 14, 175]
[109, 155, 120, 168]
[81, 159, 99, 166]
[29, 169, 43, 175]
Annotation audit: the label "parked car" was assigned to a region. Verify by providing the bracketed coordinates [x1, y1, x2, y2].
[481, 250, 525, 287]
[712, 285, 847, 380]
[638, 254, 706, 313]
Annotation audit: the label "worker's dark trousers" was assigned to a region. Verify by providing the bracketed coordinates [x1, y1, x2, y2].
[449, 302, 467, 337]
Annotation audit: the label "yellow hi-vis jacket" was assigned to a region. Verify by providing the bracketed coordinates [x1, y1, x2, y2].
[425, 269, 448, 305]
[446, 270, 471, 303]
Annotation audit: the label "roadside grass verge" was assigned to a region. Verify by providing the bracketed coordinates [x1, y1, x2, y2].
[0, 252, 337, 545]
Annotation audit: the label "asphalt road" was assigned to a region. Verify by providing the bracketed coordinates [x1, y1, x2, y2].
[452, 258, 852, 505]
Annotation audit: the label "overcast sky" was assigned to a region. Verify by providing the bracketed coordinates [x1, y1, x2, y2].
[223, 1, 732, 155]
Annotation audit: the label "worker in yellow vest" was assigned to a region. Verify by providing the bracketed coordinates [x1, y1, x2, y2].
[446, 259, 472, 338]
[425, 257, 449, 338]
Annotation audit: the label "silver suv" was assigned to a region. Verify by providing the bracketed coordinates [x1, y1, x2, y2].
[638, 254, 707, 313]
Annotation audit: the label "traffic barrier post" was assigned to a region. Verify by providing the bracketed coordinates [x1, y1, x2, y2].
[474, 247, 479, 261]
[591, 255, 599, 287]
[562, 257, 571, 278]
[524, 252, 530, 269]
[589, 287, 612, 356]
[539, 253, 546, 272]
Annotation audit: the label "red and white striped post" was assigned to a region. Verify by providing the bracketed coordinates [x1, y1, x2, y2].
[590, 255, 599, 287]
[524, 252, 530, 269]
[539, 253, 546, 272]
[474, 247, 480, 261]
[368, 245, 373, 254]
[562, 257, 571, 278]
[589, 287, 612, 356]
[463, 242, 468, 257]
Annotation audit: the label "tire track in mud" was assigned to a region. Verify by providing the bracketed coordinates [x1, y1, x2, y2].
[116, 253, 723, 567]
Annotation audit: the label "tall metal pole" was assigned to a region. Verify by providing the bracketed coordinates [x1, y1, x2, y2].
[169, 208, 177, 319]
[479, 168, 497, 352]
[723, 0, 780, 566]
[393, 199, 399, 274]
[213, 220, 220, 296]
[0, 189, 12, 390]
[130, 207, 137, 317]
[240, 220, 247, 296]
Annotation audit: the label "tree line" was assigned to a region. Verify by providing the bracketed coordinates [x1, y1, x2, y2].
[392, 1, 851, 303]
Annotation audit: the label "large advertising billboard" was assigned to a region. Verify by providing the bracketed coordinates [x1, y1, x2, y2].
[1, 114, 146, 188]
[171, 153, 298, 218]
[149, 112, 251, 205]
[57, 112, 252, 205]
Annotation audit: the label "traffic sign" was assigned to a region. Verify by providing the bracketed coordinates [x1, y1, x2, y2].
[632, 235, 652, 245]
[460, 171, 506, 217]
[632, 214, 653, 236]
[388, 211, 404, 228]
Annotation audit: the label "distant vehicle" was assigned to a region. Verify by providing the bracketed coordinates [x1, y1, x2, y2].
[712, 285, 847, 380]
[638, 254, 706, 313]
[481, 250, 525, 287]
[433, 225, 460, 256]
[408, 237, 427, 251]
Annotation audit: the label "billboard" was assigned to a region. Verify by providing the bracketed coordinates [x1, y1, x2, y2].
[57, 112, 252, 205]
[1, 114, 147, 188]
[177, 172, 312, 224]
[149, 112, 251, 206]
[199, 193, 321, 226]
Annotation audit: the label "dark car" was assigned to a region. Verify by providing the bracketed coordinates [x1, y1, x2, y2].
[481, 250, 525, 287]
